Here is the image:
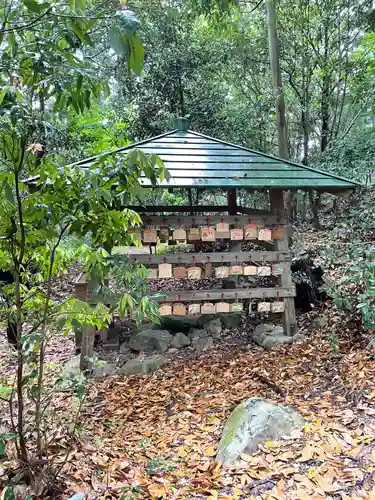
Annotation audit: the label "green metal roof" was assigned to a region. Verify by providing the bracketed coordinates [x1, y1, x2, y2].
[73, 128, 361, 191]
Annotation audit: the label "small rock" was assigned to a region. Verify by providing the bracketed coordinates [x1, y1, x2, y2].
[216, 397, 304, 466]
[119, 342, 131, 354]
[118, 355, 167, 376]
[129, 329, 172, 353]
[189, 328, 209, 339]
[252, 324, 293, 349]
[92, 362, 118, 378]
[171, 332, 190, 348]
[312, 316, 327, 329]
[262, 335, 294, 349]
[59, 355, 117, 384]
[205, 318, 222, 338]
[220, 312, 242, 329]
[192, 336, 214, 350]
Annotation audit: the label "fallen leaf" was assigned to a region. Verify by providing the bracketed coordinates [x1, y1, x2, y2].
[203, 446, 216, 457]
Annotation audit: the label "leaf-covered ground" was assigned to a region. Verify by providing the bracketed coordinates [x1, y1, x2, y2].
[62, 312, 375, 500]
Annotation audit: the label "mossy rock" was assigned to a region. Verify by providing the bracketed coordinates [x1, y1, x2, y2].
[216, 397, 304, 466]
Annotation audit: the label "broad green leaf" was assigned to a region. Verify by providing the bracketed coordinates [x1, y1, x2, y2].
[22, 0, 42, 13]
[0, 90, 7, 106]
[129, 34, 144, 75]
[109, 25, 126, 55]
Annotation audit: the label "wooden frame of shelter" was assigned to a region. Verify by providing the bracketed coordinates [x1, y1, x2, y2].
[73, 118, 360, 356]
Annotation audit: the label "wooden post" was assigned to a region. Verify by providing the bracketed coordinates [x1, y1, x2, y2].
[80, 325, 96, 372]
[227, 189, 241, 288]
[227, 189, 237, 216]
[270, 189, 296, 336]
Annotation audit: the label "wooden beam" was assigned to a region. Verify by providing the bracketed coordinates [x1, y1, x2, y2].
[151, 287, 295, 302]
[140, 215, 284, 226]
[238, 206, 284, 221]
[270, 189, 296, 335]
[128, 205, 230, 213]
[128, 251, 291, 265]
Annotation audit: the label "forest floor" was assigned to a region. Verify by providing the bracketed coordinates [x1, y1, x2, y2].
[60, 312, 375, 500]
[1, 227, 375, 499]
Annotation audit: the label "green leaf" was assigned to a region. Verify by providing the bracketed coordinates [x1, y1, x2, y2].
[22, 0, 42, 13]
[129, 34, 144, 75]
[3, 487, 15, 500]
[109, 25, 126, 55]
[0, 89, 7, 106]
[0, 439, 4, 457]
[0, 386, 12, 398]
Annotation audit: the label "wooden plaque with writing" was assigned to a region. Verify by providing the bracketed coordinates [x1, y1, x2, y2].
[205, 262, 213, 278]
[230, 265, 243, 276]
[244, 224, 258, 240]
[258, 301, 271, 312]
[173, 266, 187, 279]
[201, 302, 215, 314]
[143, 229, 157, 244]
[231, 302, 244, 312]
[147, 268, 158, 280]
[272, 228, 285, 241]
[188, 228, 201, 242]
[257, 266, 271, 276]
[215, 266, 229, 278]
[216, 222, 230, 239]
[201, 226, 216, 242]
[158, 263, 172, 278]
[188, 303, 201, 315]
[230, 228, 244, 241]
[244, 265, 258, 276]
[173, 303, 187, 316]
[272, 264, 283, 276]
[160, 303, 172, 316]
[173, 229, 187, 241]
[258, 228, 272, 241]
[215, 302, 230, 313]
[271, 301, 285, 313]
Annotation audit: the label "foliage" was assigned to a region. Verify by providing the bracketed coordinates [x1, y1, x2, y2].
[0, 0, 168, 489]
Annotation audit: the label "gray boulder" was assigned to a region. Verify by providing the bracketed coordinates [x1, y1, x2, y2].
[59, 355, 117, 387]
[189, 328, 209, 339]
[216, 397, 304, 466]
[119, 342, 131, 354]
[205, 318, 222, 338]
[129, 329, 172, 353]
[192, 336, 214, 350]
[171, 332, 190, 348]
[118, 355, 167, 376]
[252, 324, 293, 349]
[220, 313, 242, 329]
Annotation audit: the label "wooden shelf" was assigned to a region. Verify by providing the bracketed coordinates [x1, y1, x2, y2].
[127, 251, 290, 264]
[151, 287, 295, 302]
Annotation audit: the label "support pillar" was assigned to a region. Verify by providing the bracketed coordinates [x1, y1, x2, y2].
[270, 189, 296, 336]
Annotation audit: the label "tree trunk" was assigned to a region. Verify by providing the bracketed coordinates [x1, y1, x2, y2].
[266, 0, 294, 220]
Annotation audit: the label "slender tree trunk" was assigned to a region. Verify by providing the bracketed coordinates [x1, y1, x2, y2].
[266, 0, 294, 219]
[14, 169, 28, 463]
